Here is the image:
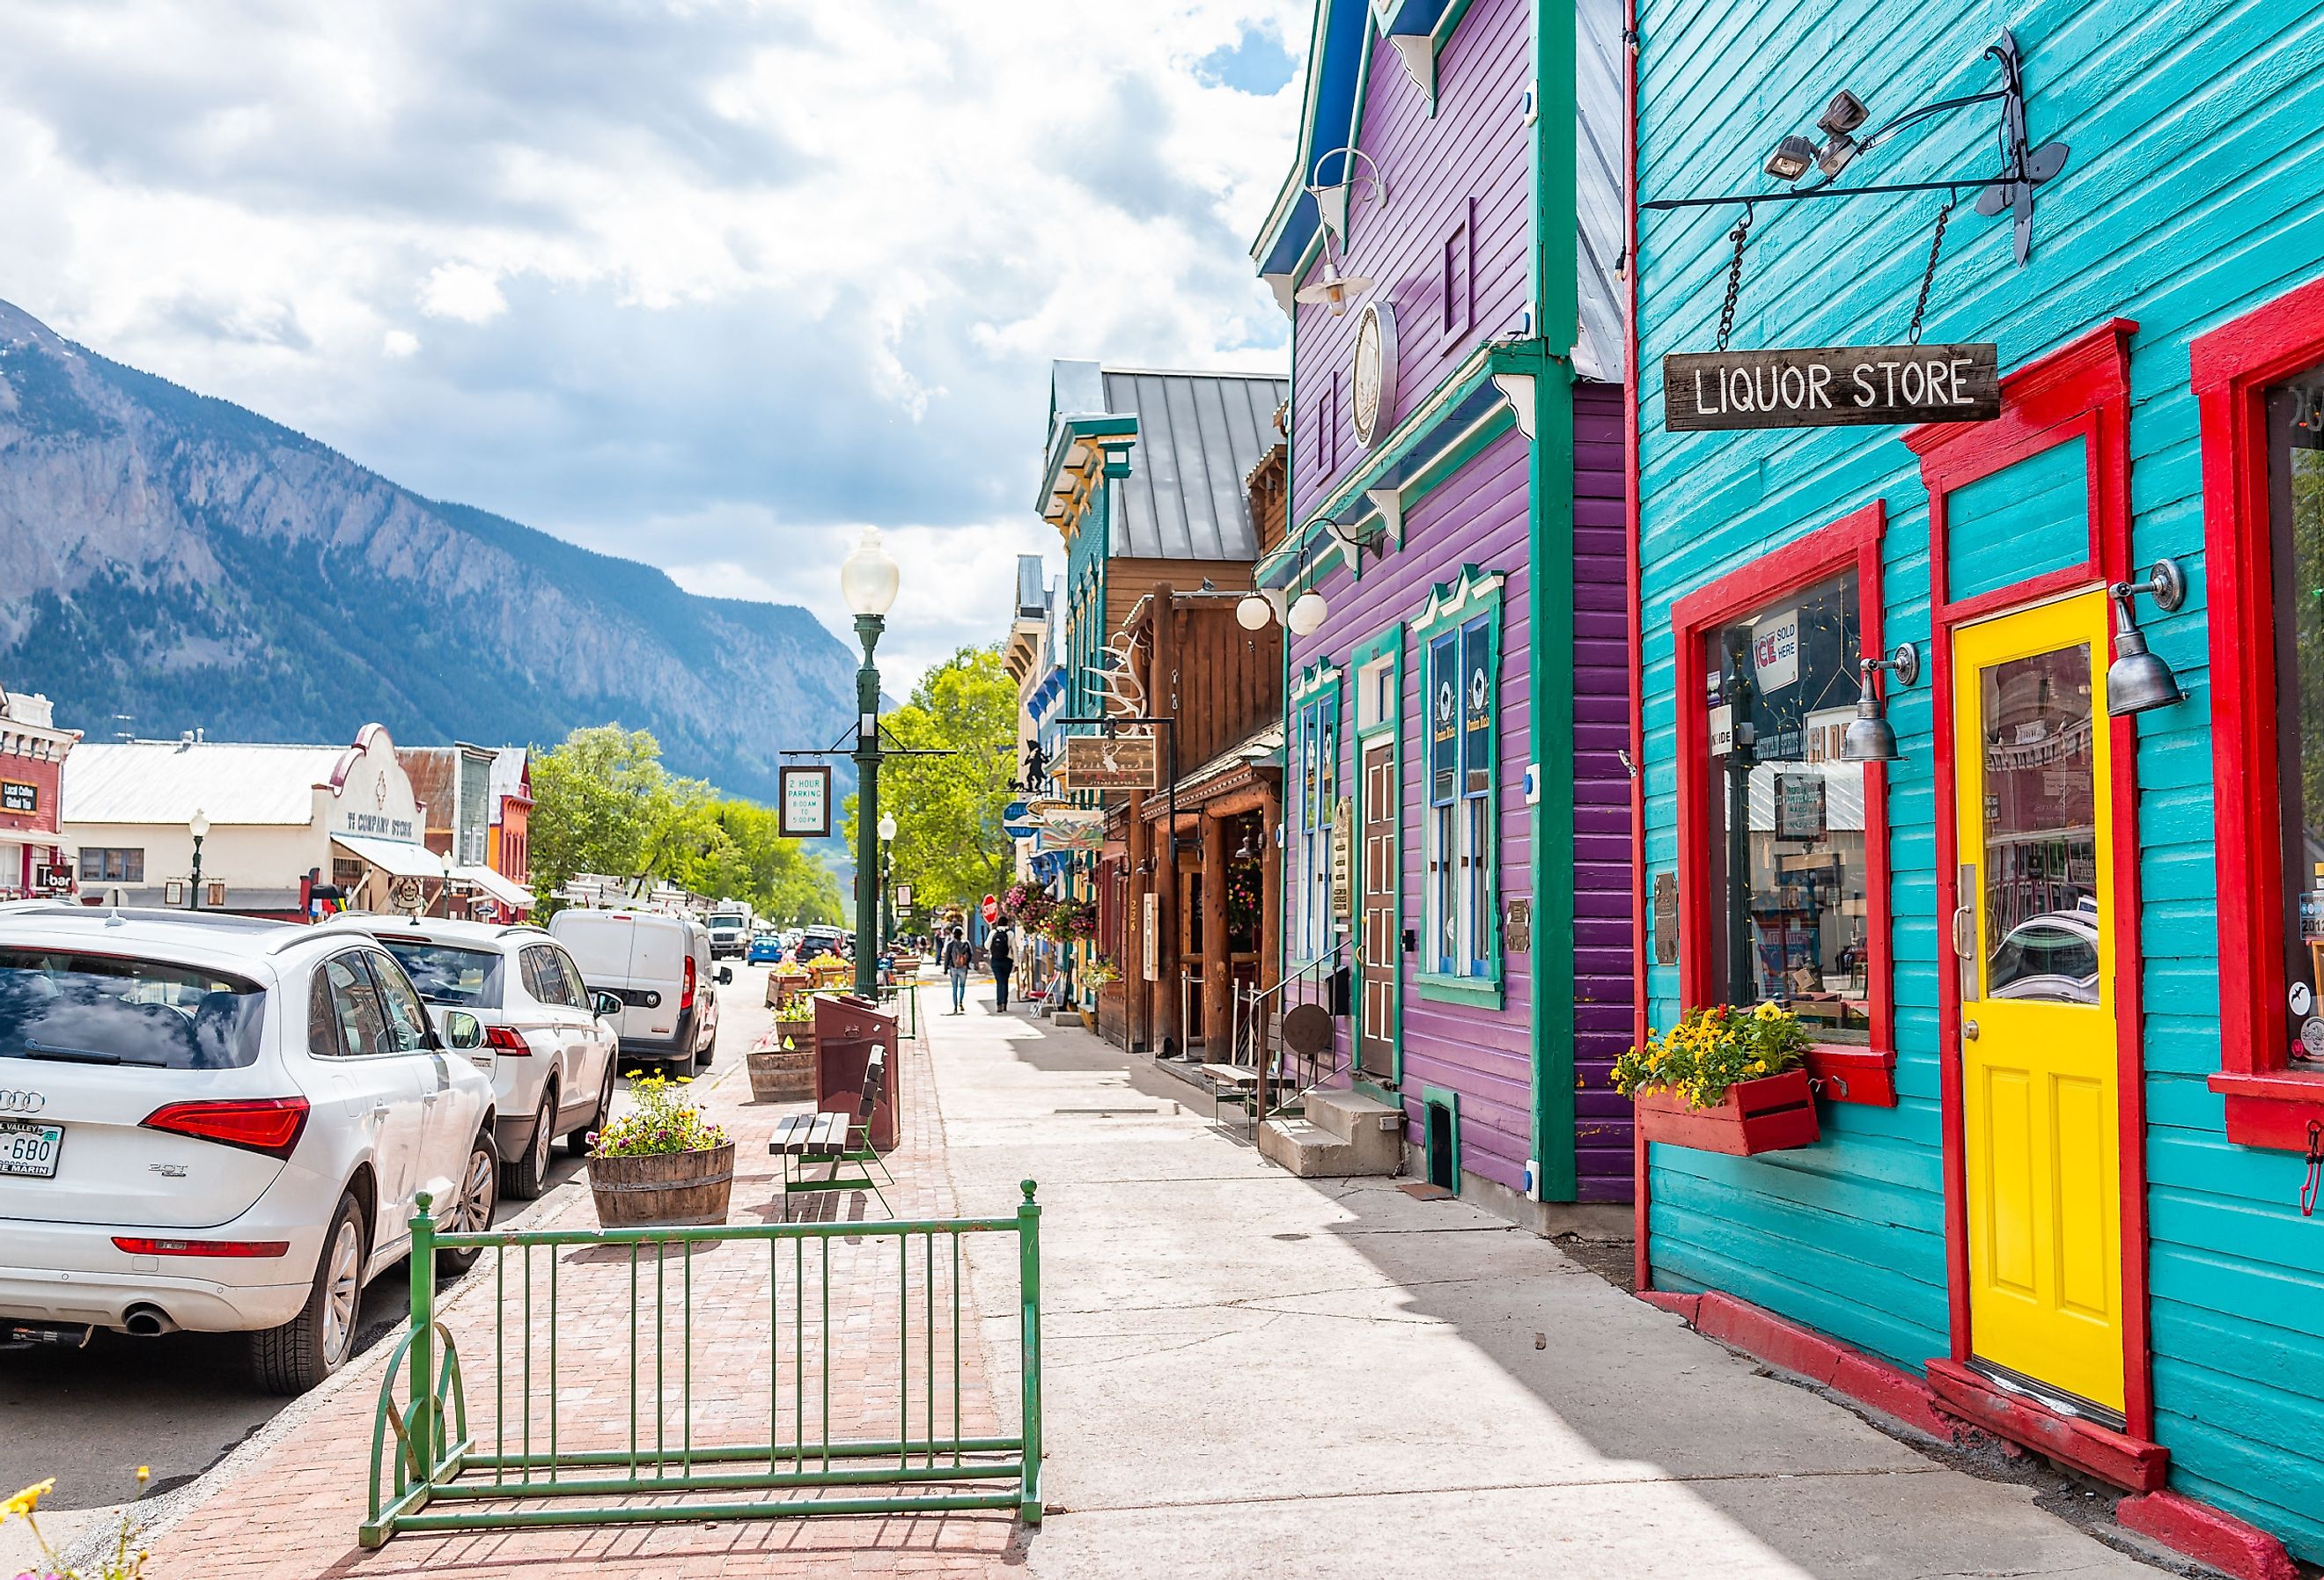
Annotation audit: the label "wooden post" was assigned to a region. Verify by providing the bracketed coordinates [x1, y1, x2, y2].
[1126, 792, 1150, 1050]
[1202, 805, 1231, 1056]
[1153, 584, 1181, 1058]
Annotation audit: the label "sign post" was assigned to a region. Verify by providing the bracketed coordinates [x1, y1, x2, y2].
[777, 765, 833, 840]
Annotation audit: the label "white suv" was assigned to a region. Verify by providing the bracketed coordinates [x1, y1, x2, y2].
[348, 919, 620, 1199]
[0, 903, 498, 1393]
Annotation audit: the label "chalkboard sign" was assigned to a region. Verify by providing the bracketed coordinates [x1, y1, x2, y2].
[1664, 342, 2000, 432]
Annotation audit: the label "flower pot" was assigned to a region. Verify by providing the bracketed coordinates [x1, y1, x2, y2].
[587, 1142, 736, 1227]
[1633, 1068, 1820, 1157]
[747, 1033, 817, 1102]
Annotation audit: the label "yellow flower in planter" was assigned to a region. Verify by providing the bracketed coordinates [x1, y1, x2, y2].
[5, 1477, 54, 1518]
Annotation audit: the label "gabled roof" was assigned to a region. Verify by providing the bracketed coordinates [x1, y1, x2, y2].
[1101, 369, 1287, 561]
[1037, 362, 1290, 562]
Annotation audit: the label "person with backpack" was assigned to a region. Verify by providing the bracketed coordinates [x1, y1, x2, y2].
[989, 915, 1016, 1011]
[942, 926, 972, 1014]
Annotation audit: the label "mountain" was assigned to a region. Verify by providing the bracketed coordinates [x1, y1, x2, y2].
[0, 298, 857, 802]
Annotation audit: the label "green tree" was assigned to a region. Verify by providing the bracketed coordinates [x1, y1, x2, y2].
[846, 645, 1019, 914]
[530, 725, 842, 922]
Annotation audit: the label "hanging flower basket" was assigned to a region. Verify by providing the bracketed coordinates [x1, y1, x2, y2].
[1614, 1003, 1821, 1157]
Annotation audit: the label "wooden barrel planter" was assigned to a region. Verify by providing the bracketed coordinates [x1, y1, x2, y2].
[746, 1031, 817, 1103]
[1632, 1068, 1820, 1157]
[587, 1142, 736, 1227]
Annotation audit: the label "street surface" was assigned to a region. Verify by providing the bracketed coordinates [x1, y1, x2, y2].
[18, 966, 2188, 1578]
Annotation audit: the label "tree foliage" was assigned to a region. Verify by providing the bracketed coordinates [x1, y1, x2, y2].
[845, 646, 1018, 913]
[530, 725, 843, 924]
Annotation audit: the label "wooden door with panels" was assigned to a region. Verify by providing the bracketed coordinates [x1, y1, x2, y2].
[1358, 737, 1398, 1080]
[1950, 588, 2128, 1422]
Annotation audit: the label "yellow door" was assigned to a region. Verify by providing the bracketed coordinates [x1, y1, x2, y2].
[1952, 589, 2126, 1419]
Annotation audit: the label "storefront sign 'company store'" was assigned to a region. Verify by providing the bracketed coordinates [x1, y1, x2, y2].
[1664, 342, 2001, 431]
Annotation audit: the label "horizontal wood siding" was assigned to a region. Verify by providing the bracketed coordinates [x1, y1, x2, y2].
[1636, 0, 2324, 1558]
[1573, 381, 1636, 1196]
[1283, 429, 1534, 1192]
[1944, 436, 2089, 604]
[1291, 0, 1533, 524]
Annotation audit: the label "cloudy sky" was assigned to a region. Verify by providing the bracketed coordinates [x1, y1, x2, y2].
[0, 0, 1307, 687]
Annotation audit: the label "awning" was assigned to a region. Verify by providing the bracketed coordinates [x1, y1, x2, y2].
[332, 834, 448, 880]
[452, 864, 535, 909]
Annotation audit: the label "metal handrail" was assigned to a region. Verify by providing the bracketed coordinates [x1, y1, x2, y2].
[1239, 938, 1351, 1130]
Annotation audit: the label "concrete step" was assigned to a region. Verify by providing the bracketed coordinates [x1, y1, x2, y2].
[1304, 1088, 1405, 1150]
[1256, 1106, 1403, 1179]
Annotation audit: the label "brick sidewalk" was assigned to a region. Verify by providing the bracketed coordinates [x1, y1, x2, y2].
[144, 1003, 1026, 1579]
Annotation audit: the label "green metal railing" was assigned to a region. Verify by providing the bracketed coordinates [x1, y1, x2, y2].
[362, 1179, 1042, 1546]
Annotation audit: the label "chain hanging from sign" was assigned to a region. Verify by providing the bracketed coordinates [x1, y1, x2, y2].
[1905, 195, 1957, 347]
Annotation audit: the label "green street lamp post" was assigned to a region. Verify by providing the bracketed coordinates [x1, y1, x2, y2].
[840, 529, 901, 997]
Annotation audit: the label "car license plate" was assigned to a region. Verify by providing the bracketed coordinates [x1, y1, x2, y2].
[0, 1121, 63, 1179]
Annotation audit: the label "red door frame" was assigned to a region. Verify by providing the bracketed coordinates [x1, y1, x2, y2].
[1905, 318, 2162, 1467]
[2192, 273, 2324, 1149]
[1667, 499, 1900, 1101]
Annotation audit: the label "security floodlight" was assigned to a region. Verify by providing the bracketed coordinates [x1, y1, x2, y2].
[1764, 136, 1817, 183]
[1818, 90, 1870, 137]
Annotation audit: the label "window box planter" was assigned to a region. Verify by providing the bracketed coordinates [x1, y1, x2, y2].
[1634, 1068, 1820, 1156]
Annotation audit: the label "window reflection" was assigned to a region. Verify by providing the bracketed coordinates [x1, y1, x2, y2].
[1703, 573, 1874, 1042]
[2269, 363, 2324, 1062]
[1978, 645, 2100, 1004]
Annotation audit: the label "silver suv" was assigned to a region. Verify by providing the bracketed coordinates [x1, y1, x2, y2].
[338, 919, 619, 1198]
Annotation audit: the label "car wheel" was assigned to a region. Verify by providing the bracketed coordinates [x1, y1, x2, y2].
[251, 1192, 365, 1395]
[503, 1086, 555, 1199]
[437, 1135, 498, 1274]
[567, 1064, 614, 1155]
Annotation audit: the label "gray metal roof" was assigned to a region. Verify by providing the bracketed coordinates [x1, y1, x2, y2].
[63, 741, 350, 826]
[1012, 554, 1048, 621]
[1100, 368, 1288, 561]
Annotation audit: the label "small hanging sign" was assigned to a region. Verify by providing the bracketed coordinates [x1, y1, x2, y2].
[1663, 342, 2000, 432]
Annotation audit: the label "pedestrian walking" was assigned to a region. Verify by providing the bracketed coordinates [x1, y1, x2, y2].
[989, 916, 1016, 1010]
[943, 926, 971, 1014]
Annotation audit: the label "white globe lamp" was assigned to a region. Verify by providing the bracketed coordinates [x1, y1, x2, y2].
[1287, 591, 1329, 636]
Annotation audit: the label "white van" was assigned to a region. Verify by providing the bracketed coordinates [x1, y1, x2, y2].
[549, 909, 726, 1076]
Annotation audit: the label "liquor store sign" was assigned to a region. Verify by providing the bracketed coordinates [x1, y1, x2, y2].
[1664, 342, 1999, 432]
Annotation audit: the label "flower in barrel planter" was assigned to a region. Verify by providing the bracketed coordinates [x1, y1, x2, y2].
[586, 1071, 736, 1226]
[1613, 1003, 1820, 1156]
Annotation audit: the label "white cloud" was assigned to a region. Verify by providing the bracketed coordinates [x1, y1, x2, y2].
[419, 262, 508, 324]
[0, 0, 1305, 694]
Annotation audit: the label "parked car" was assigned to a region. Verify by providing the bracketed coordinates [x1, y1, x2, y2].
[342, 918, 620, 1199]
[746, 931, 785, 965]
[549, 909, 727, 1076]
[0, 902, 497, 1393]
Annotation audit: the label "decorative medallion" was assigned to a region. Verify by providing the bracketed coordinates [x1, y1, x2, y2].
[1350, 299, 1397, 447]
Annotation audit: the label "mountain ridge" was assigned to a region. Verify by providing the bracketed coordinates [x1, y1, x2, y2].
[0, 297, 854, 801]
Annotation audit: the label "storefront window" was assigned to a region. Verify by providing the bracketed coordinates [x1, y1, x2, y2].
[1702, 572, 1874, 1042]
[2269, 360, 2324, 1064]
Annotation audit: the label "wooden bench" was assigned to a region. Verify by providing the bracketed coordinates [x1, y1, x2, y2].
[1198, 1062, 1261, 1128]
[768, 1049, 894, 1220]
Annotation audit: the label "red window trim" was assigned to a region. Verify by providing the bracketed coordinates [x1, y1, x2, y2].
[2193, 272, 2324, 1150]
[1908, 317, 2156, 1445]
[1670, 499, 1898, 1103]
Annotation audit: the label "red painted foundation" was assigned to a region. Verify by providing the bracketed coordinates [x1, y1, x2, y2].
[1636, 1287, 2301, 1580]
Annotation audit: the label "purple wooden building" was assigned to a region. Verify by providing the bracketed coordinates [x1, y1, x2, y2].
[1246, 0, 1632, 1224]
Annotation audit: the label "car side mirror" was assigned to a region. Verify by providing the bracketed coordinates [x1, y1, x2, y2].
[592, 990, 622, 1019]
[441, 1010, 485, 1051]
[716, 966, 734, 987]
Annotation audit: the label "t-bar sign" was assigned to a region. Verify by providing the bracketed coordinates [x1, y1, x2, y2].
[1663, 342, 2000, 432]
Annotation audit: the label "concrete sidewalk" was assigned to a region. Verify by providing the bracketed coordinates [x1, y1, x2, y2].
[929, 1000, 2168, 1580]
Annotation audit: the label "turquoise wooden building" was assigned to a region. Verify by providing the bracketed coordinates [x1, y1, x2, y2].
[1630, 4, 2324, 1572]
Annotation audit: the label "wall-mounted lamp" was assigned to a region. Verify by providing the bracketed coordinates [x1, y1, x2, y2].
[1235, 584, 1330, 636]
[1764, 135, 1819, 183]
[1767, 92, 1868, 183]
[2106, 558, 2188, 717]
[1305, 145, 1387, 249]
[1294, 258, 1374, 318]
[1841, 642, 1921, 762]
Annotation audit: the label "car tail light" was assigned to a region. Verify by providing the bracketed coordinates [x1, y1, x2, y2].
[139, 1097, 311, 1160]
[484, 1026, 531, 1055]
[112, 1237, 290, 1258]
[681, 953, 697, 1012]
